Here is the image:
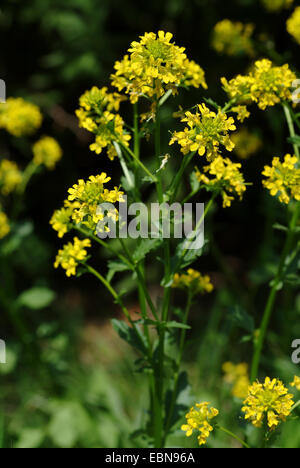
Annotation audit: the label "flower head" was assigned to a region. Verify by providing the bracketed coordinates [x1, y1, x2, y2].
[242, 377, 294, 430]
[262, 0, 294, 12]
[172, 269, 214, 296]
[54, 237, 91, 277]
[223, 362, 250, 399]
[32, 136, 62, 170]
[0, 97, 42, 137]
[0, 211, 10, 239]
[181, 402, 219, 446]
[111, 31, 207, 103]
[50, 200, 80, 238]
[290, 376, 300, 391]
[76, 87, 130, 160]
[67, 173, 124, 233]
[232, 128, 262, 159]
[287, 7, 300, 45]
[212, 20, 254, 56]
[170, 104, 236, 161]
[262, 154, 300, 204]
[195, 156, 247, 208]
[0, 159, 22, 195]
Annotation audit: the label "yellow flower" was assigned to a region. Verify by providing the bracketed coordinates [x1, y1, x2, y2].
[232, 128, 262, 159]
[181, 402, 219, 446]
[32, 136, 62, 170]
[212, 20, 254, 56]
[262, 154, 300, 204]
[287, 7, 300, 45]
[54, 237, 91, 277]
[67, 173, 124, 233]
[223, 362, 250, 399]
[262, 0, 294, 12]
[111, 31, 207, 103]
[170, 103, 236, 161]
[222, 59, 297, 110]
[0, 97, 42, 137]
[195, 156, 247, 208]
[172, 269, 214, 296]
[0, 159, 22, 195]
[50, 200, 80, 238]
[0, 211, 10, 239]
[242, 377, 294, 430]
[76, 87, 130, 160]
[231, 105, 250, 123]
[290, 376, 300, 391]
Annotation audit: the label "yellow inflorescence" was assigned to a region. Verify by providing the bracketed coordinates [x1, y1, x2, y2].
[170, 104, 236, 161]
[222, 59, 297, 111]
[76, 86, 130, 160]
[54, 237, 91, 277]
[33, 136, 62, 170]
[0, 97, 42, 137]
[111, 31, 207, 104]
[67, 173, 124, 233]
[0, 211, 10, 239]
[181, 402, 219, 446]
[262, 0, 294, 12]
[50, 200, 81, 238]
[232, 128, 262, 159]
[212, 20, 254, 56]
[290, 376, 300, 391]
[195, 156, 247, 208]
[172, 268, 214, 296]
[223, 362, 250, 399]
[242, 377, 294, 430]
[262, 154, 300, 204]
[287, 7, 300, 45]
[0, 159, 22, 195]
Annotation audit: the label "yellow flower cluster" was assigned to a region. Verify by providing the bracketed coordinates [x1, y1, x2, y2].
[0, 159, 22, 195]
[170, 104, 236, 161]
[290, 376, 300, 390]
[76, 86, 130, 160]
[262, 0, 294, 12]
[222, 362, 250, 399]
[172, 268, 214, 296]
[50, 200, 80, 238]
[181, 402, 219, 446]
[195, 157, 247, 208]
[67, 173, 124, 232]
[0, 97, 42, 137]
[287, 7, 300, 45]
[32, 136, 62, 170]
[111, 31, 207, 104]
[232, 128, 262, 159]
[0, 211, 10, 239]
[54, 237, 91, 277]
[212, 20, 254, 56]
[222, 59, 297, 111]
[242, 377, 294, 431]
[262, 154, 300, 204]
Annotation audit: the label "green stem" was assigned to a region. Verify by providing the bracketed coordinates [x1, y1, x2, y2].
[250, 203, 300, 381]
[283, 103, 300, 159]
[167, 152, 196, 203]
[216, 425, 251, 449]
[120, 142, 157, 183]
[291, 400, 300, 412]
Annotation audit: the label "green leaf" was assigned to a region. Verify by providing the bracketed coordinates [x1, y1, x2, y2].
[288, 135, 300, 145]
[15, 428, 45, 449]
[18, 287, 56, 310]
[106, 259, 131, 282]
[164, 321, 191, 330]
[132, 238, 163, 263]
[273, 223, 288, 232]
[112, 319, 148, 355]
[227, 305, 254, 333]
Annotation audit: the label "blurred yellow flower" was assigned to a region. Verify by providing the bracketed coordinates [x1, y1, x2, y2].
[262, 154, 300, 204]
[290, 376, 300, 391]
[0, 159, 22, 195]
[181, 402, 219, 446]
[242, 377, 294, 430]
[0, 97, 42, 137]
[287, 7, 300, 45]
[212, 20, 254, 56]
[232, 128, 262, 159]
[223, 362, 250, 399]
[172, 269, 213, 296]
[262, 0, 294, 12]
[54, 237, 91, 277]
[170, 103, 236, 161]
[50, 200, 80, 238]
[33, 136, 62, 170]
[0, 211, 10, 239]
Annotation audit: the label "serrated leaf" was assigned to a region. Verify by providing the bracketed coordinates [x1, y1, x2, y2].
[107, 259, 131, 282]
[132, 238, 163, 263]
[112, 319, 148, 355]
